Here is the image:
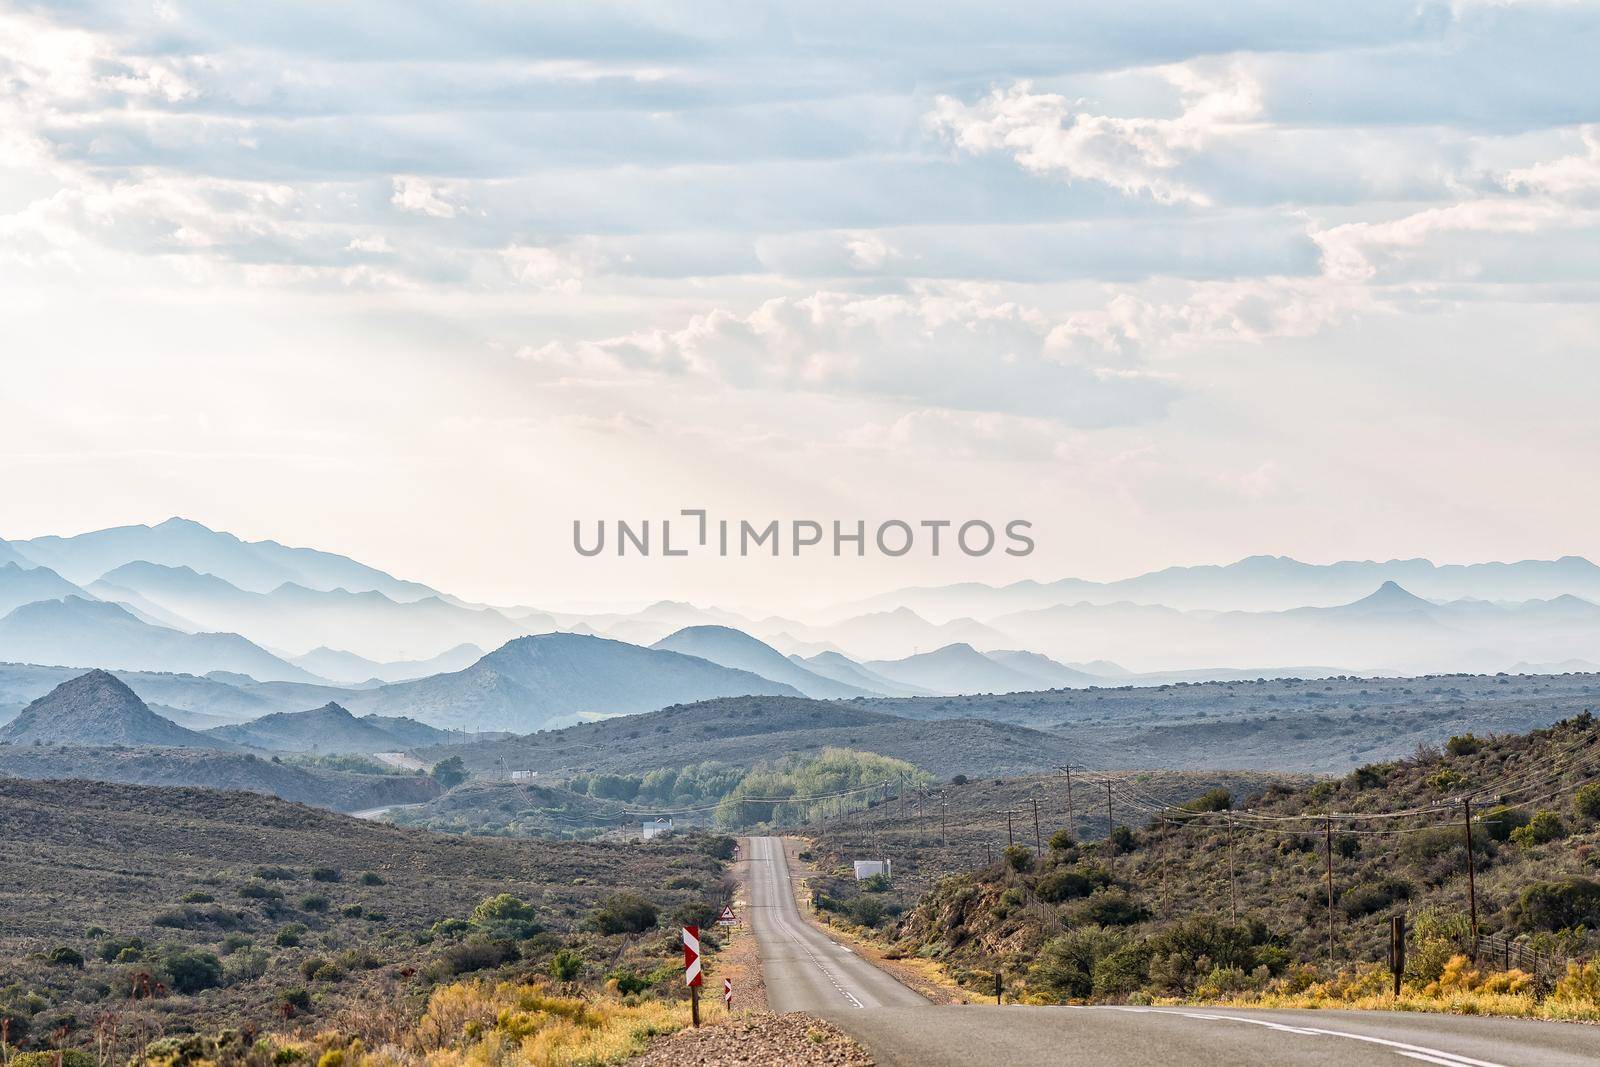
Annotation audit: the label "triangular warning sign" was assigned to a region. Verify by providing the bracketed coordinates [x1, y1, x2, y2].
[716, 905, 737, 925]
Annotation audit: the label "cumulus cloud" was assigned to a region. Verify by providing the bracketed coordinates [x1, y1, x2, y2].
[926, 65, 1263, 205]
[389, 177, 462, 218]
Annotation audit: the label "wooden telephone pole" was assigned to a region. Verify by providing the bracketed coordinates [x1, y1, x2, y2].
[1463, 798, 1479, 958]
[1226, 812, 1238, 921]
[1323, 816, 1336, 963]
[1032, 796, 1042, 856]
[1105, 780, 1115, 861]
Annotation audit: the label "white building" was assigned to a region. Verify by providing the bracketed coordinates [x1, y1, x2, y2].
[853, 859, 891, 880]
[641, 818, 674, 840]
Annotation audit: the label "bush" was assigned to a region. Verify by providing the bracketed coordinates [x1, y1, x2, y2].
[275, 923, 308, 948]
[1339, 877, 1413, 920]
[431, 756, 468, 789]
[158, 947, 225, 994]
[1513, 877, 1600, 931]
[1445, 733, 1482, 756]
[359, 872, 385, 886]
[1002, 845, 1032, 872]
[436, 938, 517, 976]
[1182, 788, 1231, 813]
[1510, 810, 1565, 849]
[311, 867, 342, 883]
[1108, 826, 1137, 853]
[46, 945, 84, 968]
[256, 866, 296, 881]
[1029, 925, 1126, 1000]
[1482, 805, 1530, 843]
[549, 948, 584, 981]
[847, 896, 887, 927]
[240, 882, 283, 901]
[12, 1053, 95, 1067]
[1047, 829, 1077, 851]
[182, 891, 216, 904]
[98, 935, 144, 962]
[1574, 784, 1600, 822]
[471, 894, 542, 938]
[1035, 868, 1096, 903]
[300, 895, 330, 913]
[1069, 888, 1148, 927]
[697, 836, 737, 860]
[591, 893, 658, 935]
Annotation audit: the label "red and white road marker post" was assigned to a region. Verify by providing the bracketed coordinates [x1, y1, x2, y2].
[723, 977, 733, 1011]
[682, 925, 702, 1026]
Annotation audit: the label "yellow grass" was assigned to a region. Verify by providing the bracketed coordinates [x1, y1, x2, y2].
[1181, 957, 1600, 1023]
[263, 981, 688, 1067]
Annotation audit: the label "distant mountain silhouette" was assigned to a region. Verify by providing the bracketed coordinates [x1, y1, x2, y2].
[0, 539, 33, 568]
[652, 625, 872, 698]
[792, 650, 936, 697]
[865, 643, 1045, 696]
[13, 517, 439, 600]
[345, 632, 803, 731]
[0, 596, 322, 683]
[207, 701, 449, 753]
[984, 650, 1108, 688]
[0, 669, 228, 748]
[290, 643, 485, 685]
[0, 562, 89, 616]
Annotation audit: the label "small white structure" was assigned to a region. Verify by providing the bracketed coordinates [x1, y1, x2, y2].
[641, 818, 674, 840]
[510, 769, 537, 781]
[853, 859, 891, 881]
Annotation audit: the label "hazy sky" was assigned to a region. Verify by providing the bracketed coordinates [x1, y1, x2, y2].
[3, 1, 1599, 612]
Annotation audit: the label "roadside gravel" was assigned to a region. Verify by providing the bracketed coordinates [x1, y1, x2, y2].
[627, 1012, 873, 1066]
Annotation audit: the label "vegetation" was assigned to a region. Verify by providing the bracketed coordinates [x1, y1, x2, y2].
[713, 748, 930, 828]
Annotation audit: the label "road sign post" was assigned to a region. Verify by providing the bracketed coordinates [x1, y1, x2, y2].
[682, 926, 702, 1027]
[723, 977, 733, 1011]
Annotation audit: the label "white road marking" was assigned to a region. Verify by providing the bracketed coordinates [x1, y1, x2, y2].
[1104, 1007, 1512, 1067]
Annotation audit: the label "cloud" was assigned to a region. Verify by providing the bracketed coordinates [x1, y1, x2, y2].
[926, 65, 1263, 205]
[390, 176, 462, 218]
[1503, 126, 1600, 198]
[519, 289, 1180, 426]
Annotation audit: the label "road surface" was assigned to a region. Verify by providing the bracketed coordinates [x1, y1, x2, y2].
[347, 801, 424, 820]
[741, 836, 1599, 1066]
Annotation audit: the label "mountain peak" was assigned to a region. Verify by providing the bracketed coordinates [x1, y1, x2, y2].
[0, 668, 219, 748]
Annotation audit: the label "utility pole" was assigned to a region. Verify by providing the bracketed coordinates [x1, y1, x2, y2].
[1463, 798, 1479, 958]
[1226, 812, 1238, 921]
[1324, 816, 1336, 964]
[1105, 780, 1115, 862]
[1064, 765, 1075, 832]
[1006, 809, 1014, 847]
[1032, 796, 1042, 857]
[941, 796, 947, 848]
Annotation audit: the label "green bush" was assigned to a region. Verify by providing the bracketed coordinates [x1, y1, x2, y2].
[300, 895, 330, 913]
[157, 946, 225, 994]
[1339, 877, 1413, 920]
[1513, 877, 1600, 931]
[12, 1052, 96, 1067]
[311, 867, 341, 883]
[240, 882, 282, 901]
[436, 938, 517, 976]
[1108, 826, 1137, 853]
[1510, 810, 1565, 849]
[182, 891, 216, 904]
[471, 894, 542, 938]
[847, 896, 887, 927]
[359, 872, 385, 886]
[1035, 868, 1095, 903]
[1482, 805, 1530, 842]
[431, 756, 468, 789]
[591, 893, 658, 935]
[98, 935, 144, 962]
[1574, 784, 1600, 822]
[1028, 925, 1126, 1000]
[46, 945, 84, 968]
[1047, 829, 1077, 851]
[549, 948, 584, 981]
[1445, 733, 1482, 756]
[1181, 788, 1231, 813]
[1068, 888, 1148, 927]
[1002, 845, 1032, 872]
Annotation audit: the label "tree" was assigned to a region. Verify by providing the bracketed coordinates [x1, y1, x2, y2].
[431, 756, 468, 789]
[471, 894, 542, 939]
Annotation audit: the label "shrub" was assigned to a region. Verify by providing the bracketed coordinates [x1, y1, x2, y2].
[1047, 829, 1077, 851]
[300, 957, 329, 979]
[1426, 769, 1464, 792]
[311, 867, 342, 883]
[256, 866, 296, 881]
[1035, 868, 1095, 903]
[860, 873, 892, 893]
[1029, 925, 1126, 1000]
[471, 894, 542, 938]
[359, 872, 385, 886]
[276, 923, 308, 948]
[300, 895, 330, 913]
[282, 988, 312, 1011]
[1513, 877, 1600, 931]
[158, 947, 225, 994]
[1574, 784, 1600, 822]
[182, 891, 216, 904]
[1482, 805, 1530, 843]
[951, 774, 968, 786]
[1510, 810, 1565, 849]
[98, 935, 144, 962]
[1339, 877, 1413, 920]
[697, 836, 737, 860]
[431, 756, 468, 789]
[609, 969, 650, 995]
[1068, 888, 1148, 927]
[12, 1053, 95, 1067]
[46, 946, 84, 968]
[847, 896, 887, 927]
[591, 893, 658, 935]
[1002, 845, 1032, 872]
[1182, 788, 1231, 813]
[1108, 826, 1137, 853]
[1445, 733, 1482, 756]
[436, 938, 517, 976]
[240, 882, 283, 901]
[549, 948, 584, 981]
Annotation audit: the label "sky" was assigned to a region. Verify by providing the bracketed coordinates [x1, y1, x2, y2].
[2, 1, 1599, 613]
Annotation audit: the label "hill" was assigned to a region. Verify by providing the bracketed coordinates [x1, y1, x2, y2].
[0, 744, 440, 811]
[866, 643, 1044, 695]
[0, 669, 230, 748]
[0, 777, 722, 1044]
[414, 695, 1083, 780]
[344, 633, 804, 732]
[805, 713, 1600, 1005]
[206, 702, 449, 753]
[290, 643, 484, 685]
[652, 625, 873, 698]
[0, 596, 322, 682]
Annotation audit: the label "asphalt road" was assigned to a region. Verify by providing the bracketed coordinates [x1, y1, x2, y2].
[741, 835, 1600, 1066]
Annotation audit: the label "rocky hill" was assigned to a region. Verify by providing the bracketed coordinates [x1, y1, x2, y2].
[653, 625, 873, 698]
[0, 669, 230, 748]
[206, 701, 449, 753]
